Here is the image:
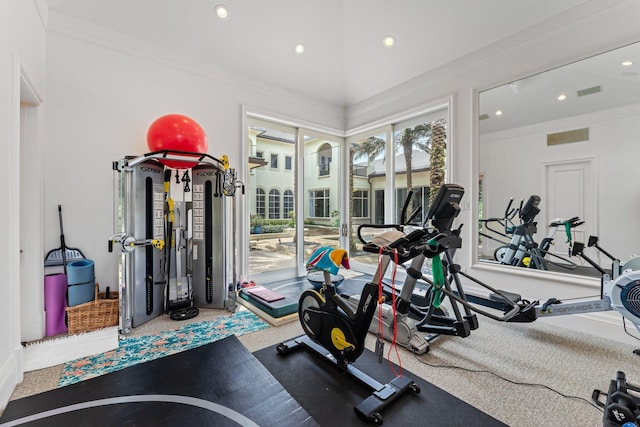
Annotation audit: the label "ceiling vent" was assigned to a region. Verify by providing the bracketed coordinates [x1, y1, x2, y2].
[547, 128, 589, 146]
[478, 114, 490, 120]
[576, 85, 603, 97]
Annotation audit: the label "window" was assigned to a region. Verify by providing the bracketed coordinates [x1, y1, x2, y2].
[374, 190, 385, 224]
[256, 151, 264, 158]
[309, 189, 330, 218]
[353, 164, 367, 177]
[270, 153, 278, 169]
[319, 163, 330, 176]
[269, 189, 281, 219]
[256, 188, 266, 218]
[353, 190, 369, 218]
[285, 155, 292, 171]
[283, 190, 294, 218]
[317, 143, 332, 177]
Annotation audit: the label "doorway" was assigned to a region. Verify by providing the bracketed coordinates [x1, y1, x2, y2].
[246, 117, 345, 282]
[19, 70, 44, 342]
[544, 158, 595, 261]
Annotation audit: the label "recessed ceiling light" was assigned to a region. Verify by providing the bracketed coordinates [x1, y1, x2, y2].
[294, 43, 305, 54]
[622, 60, 634, 66]
[383, 36, 395, 47]
[214, 4, 229, 19]
[557, 94, 567, 101]
[495, 110, 503, 116]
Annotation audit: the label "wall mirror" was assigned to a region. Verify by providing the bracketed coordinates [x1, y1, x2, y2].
[477, 41, 640, 279]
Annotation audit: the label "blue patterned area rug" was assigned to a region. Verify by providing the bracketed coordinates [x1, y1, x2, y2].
[58, 310, 269, 387]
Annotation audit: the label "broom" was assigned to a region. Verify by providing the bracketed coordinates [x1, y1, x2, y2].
[44, 205, 86, 274]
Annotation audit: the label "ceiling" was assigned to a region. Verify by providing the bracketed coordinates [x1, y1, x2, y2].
[479, 40, 640, 134]
[47, 0, 592, 107]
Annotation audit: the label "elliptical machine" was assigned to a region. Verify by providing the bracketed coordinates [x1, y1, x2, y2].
[496, 195, 544, 268]
[351, 183, 478, 355]
[483, 195, 583, 270]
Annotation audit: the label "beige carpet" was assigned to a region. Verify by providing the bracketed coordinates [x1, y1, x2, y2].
[11, 306, 640, 427]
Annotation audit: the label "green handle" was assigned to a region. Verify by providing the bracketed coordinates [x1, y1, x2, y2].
[564, 221, 572, 244]
[428, 238, 445, 308]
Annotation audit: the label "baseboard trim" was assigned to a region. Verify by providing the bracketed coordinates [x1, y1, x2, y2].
[0, 351, 20, 412]
[23, 327, 119, 372]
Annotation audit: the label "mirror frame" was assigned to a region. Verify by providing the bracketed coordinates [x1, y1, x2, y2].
[472, 41, 640, 282]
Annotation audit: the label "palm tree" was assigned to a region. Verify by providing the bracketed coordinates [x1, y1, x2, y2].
[351, 124, 433, 225]
[429, 121, 447, 206]
[397, 124, 431, 198]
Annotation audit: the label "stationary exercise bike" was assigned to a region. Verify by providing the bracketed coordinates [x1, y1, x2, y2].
[276, 237, 440, 423]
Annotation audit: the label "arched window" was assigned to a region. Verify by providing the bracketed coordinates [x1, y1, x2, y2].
[256, 188, 266, 218]
[269, 189, 281, 219]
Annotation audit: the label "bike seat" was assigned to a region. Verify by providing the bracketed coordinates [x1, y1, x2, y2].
[307, 270, 344, 288]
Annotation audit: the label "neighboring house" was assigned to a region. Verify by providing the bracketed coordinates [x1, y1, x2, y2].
[248, 125, 433, 227]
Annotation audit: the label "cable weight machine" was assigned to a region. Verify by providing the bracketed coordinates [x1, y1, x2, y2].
[109, 150, 242, 333]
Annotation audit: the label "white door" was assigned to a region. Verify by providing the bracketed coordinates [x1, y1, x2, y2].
[544, 159, 596, 260]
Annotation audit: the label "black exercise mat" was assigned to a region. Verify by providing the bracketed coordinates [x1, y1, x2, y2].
[254, 338, 507, 427]
[1, 335, 316, 427]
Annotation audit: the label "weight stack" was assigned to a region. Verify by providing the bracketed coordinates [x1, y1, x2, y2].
[191, 164, 227, 309]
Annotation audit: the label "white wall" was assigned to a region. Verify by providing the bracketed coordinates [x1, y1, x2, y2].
[480, 102, 640, 263]
[0, 0, 46, 411]
[42, 12, 345, 307]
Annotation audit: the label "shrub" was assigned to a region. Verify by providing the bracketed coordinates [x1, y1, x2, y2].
[263, 225, 285, 234]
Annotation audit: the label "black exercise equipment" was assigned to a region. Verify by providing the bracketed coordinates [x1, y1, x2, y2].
[349, 184, 478, 354]
[481, 195, 583, 271]
[353, 185, 537, 357]
[593, 371, 640, 426]
[277, 240, 422, 424]
[274, 185, 475, 425]
[109, 150, 240, 332]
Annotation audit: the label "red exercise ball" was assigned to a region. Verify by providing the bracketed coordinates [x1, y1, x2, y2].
[146, 114, 208, 169]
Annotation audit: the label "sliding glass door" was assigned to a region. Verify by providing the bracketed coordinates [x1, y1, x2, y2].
[247, 118, 298, 278]
[246, 117, 344, 280]
[301, 130, 343, 272]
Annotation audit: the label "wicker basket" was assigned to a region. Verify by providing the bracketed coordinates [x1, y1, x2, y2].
[66, 283, 119, 334]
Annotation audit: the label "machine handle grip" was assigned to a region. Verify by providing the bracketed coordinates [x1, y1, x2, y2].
[504, 198, 516, 219]
[356, 223, 403, 244]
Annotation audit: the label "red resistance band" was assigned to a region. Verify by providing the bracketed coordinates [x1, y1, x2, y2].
[377, 246, 403, 377]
